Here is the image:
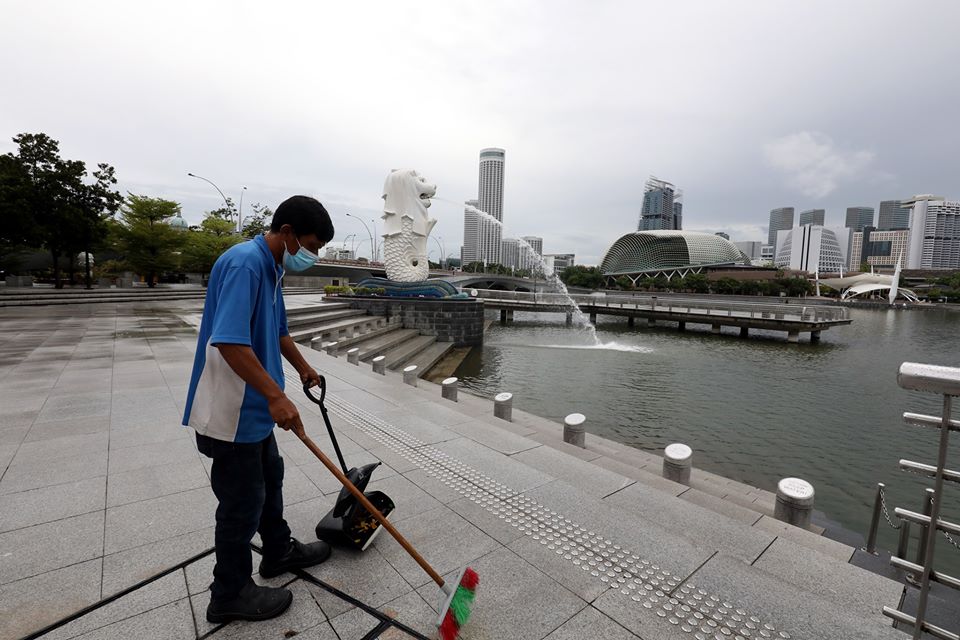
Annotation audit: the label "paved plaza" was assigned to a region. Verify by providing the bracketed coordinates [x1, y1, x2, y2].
[0, 299, 909, 639]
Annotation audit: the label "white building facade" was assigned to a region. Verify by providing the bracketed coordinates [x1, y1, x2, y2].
[519, 235, 543, 271]
[848, 229, 910, 270]
[477, 148, 505, 265]
[904, 195, 960, 269]
[774, 225, 849, 273]
[543, 253, 575, 276]
[461, 199, 480, 265]
[501, 238, 520, 270]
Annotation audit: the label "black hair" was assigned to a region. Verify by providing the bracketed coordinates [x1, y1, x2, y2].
[271, 195, 335, 243]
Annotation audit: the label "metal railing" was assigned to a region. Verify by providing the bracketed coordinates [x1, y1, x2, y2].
[881, 362, 960, 640]
[470, 290, 851, 324]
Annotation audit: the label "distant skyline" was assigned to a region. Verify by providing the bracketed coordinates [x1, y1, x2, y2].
[2, 1, 958, 265]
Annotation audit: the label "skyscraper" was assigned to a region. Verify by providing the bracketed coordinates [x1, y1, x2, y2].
[501, 238, 520, 270]
[903, 195, 960, 269]
[520, 236, 543, 271]
[878, 200, 910, 230]
[461, 199, 480, 265]
[844, 206, 874, 232]
[477, 148, 505, 265]
[768, 207, 794, 248]
[638, 177, 682, 231]
[799, 209, 825, 226]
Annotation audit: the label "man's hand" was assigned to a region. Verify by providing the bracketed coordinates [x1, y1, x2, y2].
[268, 394, 304, 438]
[299, 366, 322, 389]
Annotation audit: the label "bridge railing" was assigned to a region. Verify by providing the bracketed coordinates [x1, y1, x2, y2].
[470, 290, 851, 323]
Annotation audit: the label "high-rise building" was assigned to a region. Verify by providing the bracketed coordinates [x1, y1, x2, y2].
[848, 229, 910, 270]
[461, 199, 480, 265]
[501, 238, 520, 270]
[543, 253, 575, 276]
[844, 206, 874, 232]
[638, 177, 682, 231]
[799, 209, 825, 226]
[774, 226, 850, 273]
[734, 241, 763, 260]
[519, 236, 543, 271]
[903, 195, 960, 269]
[477, 148, 505, 265]
[878, 200, 910, 230]
[768, 207, 794, 248]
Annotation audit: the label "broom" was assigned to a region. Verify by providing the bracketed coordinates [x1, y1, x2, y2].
[296, 427, 478, 639]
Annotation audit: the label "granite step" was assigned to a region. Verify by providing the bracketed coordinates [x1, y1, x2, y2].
[288, 315, 388, 343]
[285, 308, 367, 328]
[404, 341, 454, 378]
[285, 302, 351, 315]
[382, 335, 437, 370]
[310, 318, 402, 352]
[354, 329, 421, 361]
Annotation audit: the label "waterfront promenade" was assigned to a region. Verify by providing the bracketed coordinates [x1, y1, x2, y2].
[0, 299, 908, 639]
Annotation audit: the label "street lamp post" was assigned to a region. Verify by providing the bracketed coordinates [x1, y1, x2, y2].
[431, 236, 445, 269]
[187, 172, 245, 233]
[345, 213, 374, 261]
[371, 219, 380, 262]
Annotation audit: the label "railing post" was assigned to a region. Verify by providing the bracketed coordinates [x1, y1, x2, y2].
[865, 482, 884, 554]
[913, 487, 936, 574]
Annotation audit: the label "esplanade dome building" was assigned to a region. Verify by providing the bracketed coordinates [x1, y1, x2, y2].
[600, 231, 751, 283]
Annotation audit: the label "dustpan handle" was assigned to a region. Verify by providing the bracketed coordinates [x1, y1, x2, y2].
[297, 429, 446, 588]
[302, 379, 349, 475]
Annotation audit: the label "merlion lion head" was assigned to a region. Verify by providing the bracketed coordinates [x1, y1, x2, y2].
[382, 169, 437, 220]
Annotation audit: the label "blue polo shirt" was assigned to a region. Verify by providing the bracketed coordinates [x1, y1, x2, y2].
[183, 235, 289, 443]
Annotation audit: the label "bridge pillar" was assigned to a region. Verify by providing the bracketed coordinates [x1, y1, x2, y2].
[810, 330, 821, 343]
[787, 330, 800, 343]
[565, 311, 573, 326]
[500, 309, 508, 324]
[740, 327, 749, 338]
[506, 309, 514, 322]
[678, 321, 686, 332]
[711, 323, 721, 335]
[589, 312, 597, 324]
[627, 316, 635, 327]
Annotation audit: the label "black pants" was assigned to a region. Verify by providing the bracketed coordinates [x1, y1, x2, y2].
[196, 431, 292, 602]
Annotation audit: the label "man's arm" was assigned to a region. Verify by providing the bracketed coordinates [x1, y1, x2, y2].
[280, 335, 321, 388]
[217, 343, 304, 435]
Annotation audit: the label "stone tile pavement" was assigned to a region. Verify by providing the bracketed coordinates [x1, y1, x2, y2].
[0, 300, 909, 639]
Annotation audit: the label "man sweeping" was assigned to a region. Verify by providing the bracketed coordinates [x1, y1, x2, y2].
[183, 195, 335, 623]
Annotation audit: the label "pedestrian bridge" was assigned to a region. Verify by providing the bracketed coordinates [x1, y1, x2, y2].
[474, 290, 853, 343]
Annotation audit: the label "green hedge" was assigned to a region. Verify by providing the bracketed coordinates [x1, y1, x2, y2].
[323, 285, 385, 296]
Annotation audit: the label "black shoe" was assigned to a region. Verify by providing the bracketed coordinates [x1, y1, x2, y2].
[259, 538, 332, 578]
[206, 580, 293, 623]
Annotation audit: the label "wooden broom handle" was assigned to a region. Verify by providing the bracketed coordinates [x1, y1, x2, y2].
[296, 430, 445, 588]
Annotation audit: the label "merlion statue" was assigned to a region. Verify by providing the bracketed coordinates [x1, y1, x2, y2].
[381, 169, 437, 282]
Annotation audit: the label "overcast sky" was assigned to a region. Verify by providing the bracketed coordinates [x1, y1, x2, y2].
[2, 1, 958, 264]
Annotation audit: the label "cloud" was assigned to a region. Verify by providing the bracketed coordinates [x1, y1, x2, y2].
[763, 132, 875, 199]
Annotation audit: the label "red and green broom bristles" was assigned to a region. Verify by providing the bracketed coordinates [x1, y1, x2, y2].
[438, 567, 479, 640]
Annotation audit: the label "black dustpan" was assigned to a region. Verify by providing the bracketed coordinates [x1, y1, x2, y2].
[302, 380, 395, 551]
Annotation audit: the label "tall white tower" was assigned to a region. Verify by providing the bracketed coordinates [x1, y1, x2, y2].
[477, 148, 505, 265]
[461, 199, 480, 265]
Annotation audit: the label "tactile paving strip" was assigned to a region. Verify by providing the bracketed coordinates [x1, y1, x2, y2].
[287, 368, 791, 639]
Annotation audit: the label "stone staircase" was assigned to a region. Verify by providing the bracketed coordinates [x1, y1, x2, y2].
[286, 302, 455, 377]
[289, 352, 916, 640]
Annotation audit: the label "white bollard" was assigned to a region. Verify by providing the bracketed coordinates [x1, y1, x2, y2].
[403, 364, 418, 387]
[774, 477, 815, 528]
[563, 413, 586, 448]
[372, 355, 386, 375]
[494, 392, 513, 421]
[662, 443, 693, 485]
[324, 341, 339, 357]
[347, 347, 360, 365]
[310, 337, 324, 352]
[442, 377, 458, 402]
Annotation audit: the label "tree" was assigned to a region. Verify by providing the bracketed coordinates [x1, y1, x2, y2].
[0, 133, 121, 287]
[241, 203, 272, 239]
[683, 273, 710, 293]
[180, 211, 243, 280]
[615, 276, 633, 290]
[559, 265, 604, 289]
[114, 194, 185, 287]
